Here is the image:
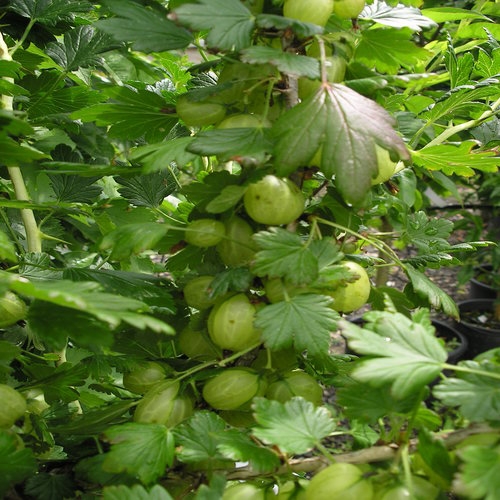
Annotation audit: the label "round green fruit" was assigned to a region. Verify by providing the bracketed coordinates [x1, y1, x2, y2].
[176, 94, 226, 127]
[266, 370, 323, 406]
[378, 476, 439, 500]
[218, 113, 270, 129]
[185, 219, 226, 247]
[217, 216, 256, 267]
[208, 294, 262, 351]
[244, 175, 305, 226]
[283, 0, 334, 26]
[306, 462, 373, 500]
[183, 275, 217, 310]
[123, 361, 168, 394]
[0, 292, 27, 328]
[371, 146, 398, 185]
[133, 380, 193, 427]
[242, 0, 264, 14]
[177, 325, 221, 360]
[202, 368, 266, 410]
[328, 261, 371, 313]
[0, 384, 27, 428]
[333, 0, 366, 19]
[223, 482, 266, 500]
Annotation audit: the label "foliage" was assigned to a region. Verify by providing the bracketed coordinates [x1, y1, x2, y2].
[1, 0, 500, 497]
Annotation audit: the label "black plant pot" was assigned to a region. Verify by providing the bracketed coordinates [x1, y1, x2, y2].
[469, 264, 497, 300]
[455, 299, 500, 359]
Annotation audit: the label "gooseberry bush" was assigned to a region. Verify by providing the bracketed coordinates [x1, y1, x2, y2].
[1, 0, 500, 498]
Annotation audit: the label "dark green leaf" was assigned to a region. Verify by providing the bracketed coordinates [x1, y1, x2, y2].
[252, 228, 319, 285]
[417, 429, 454, 489]
[0, 137, 48, 166]
[96, 0, 192, 53]
[240, 46, 319, 78]
[405, 266, 459, 319]
[182, 171, 239, 211]
[433, 360, 500, 422]
[455, 445, 500, 500]
[255, 294, 339, 357]
[272, 84, 410, 205]
[103, 423, 175, 485]
[205, 185, 246, 213]
[8, 0, 92, 26]
[341, 312, 447, 398]
[256, 13, 323, 38]
[174, 411, 229, 464]
[72, 86, 177, 141]
[209, 267, 254, 296]
[174, 0, 254, 52]
[24, 473, 76, 500]
[116, 173, 173, 208]
[103, 484, 173, 500]
[49, 175, 102, 203]
[252, 397, 336, 454]
[46, 25, 116, 71]
[0, 431, 37, 497]
[217, 430, 280, 473]
[356, 28, 431, 74]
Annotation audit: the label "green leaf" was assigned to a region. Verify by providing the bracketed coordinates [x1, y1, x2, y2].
[433, 360, 500, 422]
[209, 267, 254, 296]
[252, 228, 319, 285]
[417, 429, 454, 489]
[255, 294, 339, 357]
[0, 431, 38, 497]
[0, 229, 17, 262]
[96, 0, 192, 53]
[188, 128, 274, 163]
[272, 84, 410, 205]
[336, 379, 422, 424]
[0, 137, 49, 166]
[49, 175, 102, 203]
[413, 142, 500, 176]
[103, 484, 173, 500]
[206, 185, 246, 213]
[240, 46, 319, 78]
[8, 0, 92, 26]
[252, 397, 336, 454]
[72, 86, 177, 141]
[256, 13, 323, 38]
[455, 445, 500, 500]
[361, 2, 437, 31]
[103, 423, 175, 485]
[218, 431, 281, 473]
[131, 138, 198, 173]
[116, 173, 174, 208]
[4, 275, 174, 335]
[174, 411, 229, 464]
[46, 25, 116, 71]
[174, 0, 255, 52]
[100, 223, 171, 261]
[400, 211, 453, 253]
[356, 28, 430, 74]
[24, 473, 76, 500]
[475, 48, 500, 79]
[341, 312, 447, 399]
[421, 7, 489, 23]
[405, 266, 459, 319]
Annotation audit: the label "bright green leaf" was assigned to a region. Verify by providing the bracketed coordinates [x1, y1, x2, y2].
[341, 312, 448, 398]
[116, 173, 174, 208]
[174, 0, 255, 52]
[96, 0, 192, 53]
[255, 294, 339, 357]
[103, 423, 175, 485]
[356, 28, 431, 74]
[205, 185, 246, 213]
[0, 230, 17, 262]
[252, 397, 336, 454]
[103, 484, 173, 500]
[413, 142, 500, 176]
[421, 7, 489, 23]
[361, 2, 437, 31]
[0, 137, 49, 166]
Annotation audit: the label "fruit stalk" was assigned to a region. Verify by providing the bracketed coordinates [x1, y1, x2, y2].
[0, 32, 42, 253]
